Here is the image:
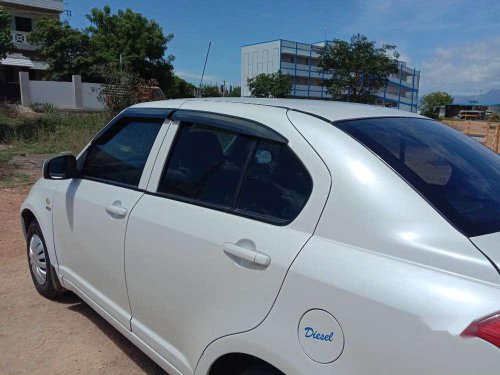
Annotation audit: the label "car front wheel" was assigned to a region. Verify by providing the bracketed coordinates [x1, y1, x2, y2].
[27, 221, 65, 299]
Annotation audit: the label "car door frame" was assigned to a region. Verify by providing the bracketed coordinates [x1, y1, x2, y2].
[128, 104, 332, 373]
[146, 105, 332, 234]
[75, 108, 176, 191]
[54, 107, 175, 327]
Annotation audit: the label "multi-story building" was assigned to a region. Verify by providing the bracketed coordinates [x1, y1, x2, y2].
[241, 39, 420, 112]
[0, 0, 64, 100]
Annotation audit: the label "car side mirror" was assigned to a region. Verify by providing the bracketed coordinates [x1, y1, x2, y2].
[43, 155, 78, 180]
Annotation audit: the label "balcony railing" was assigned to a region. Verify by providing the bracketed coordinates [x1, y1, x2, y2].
[11, 31, 38, 51]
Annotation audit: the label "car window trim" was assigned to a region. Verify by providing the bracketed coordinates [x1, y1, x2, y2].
[231, 140, 258, 210]
[92, 108, 174, 144]
[80, 110, 171, 187]
[171, 109, 288, 144]
[74, 174, 293, 226]
[155, 121, 311, 226]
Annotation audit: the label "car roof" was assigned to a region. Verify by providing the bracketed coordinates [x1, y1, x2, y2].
[131, 97, 425, 123]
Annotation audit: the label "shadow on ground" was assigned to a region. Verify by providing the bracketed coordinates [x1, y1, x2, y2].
[64, 293, 167, 375]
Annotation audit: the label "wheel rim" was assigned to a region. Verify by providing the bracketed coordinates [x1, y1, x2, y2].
[29, 234, 47, 285]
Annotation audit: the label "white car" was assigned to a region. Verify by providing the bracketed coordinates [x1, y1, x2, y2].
[21, 98, 500, 375]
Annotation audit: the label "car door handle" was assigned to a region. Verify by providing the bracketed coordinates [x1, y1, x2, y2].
[223, 242, 271, 267]
[105, 204, 128, 218]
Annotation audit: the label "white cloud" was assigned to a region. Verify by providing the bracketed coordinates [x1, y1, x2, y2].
[344, 0, 499, 34]
[420, 37, 500, 96]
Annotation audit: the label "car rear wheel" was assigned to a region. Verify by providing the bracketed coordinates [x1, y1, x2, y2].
[240, 365, 283, 375]
[27, 221, 65, 299]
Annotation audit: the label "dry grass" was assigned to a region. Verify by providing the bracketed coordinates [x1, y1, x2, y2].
[0, 110, 109, 187]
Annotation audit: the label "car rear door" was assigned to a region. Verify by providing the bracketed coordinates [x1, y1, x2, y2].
[53, 109, 171, 328]
[124, 104, 331, 374]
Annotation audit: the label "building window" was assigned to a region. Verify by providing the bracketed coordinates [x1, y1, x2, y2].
[15, 17, 33, 32]
[281, 54, 295, 64]
[295, 77, 308, 86]
[296, 56, 309, 66]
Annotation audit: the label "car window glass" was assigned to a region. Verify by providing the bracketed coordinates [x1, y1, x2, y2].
[337, 117, 500, 236]
[158, 123, 255, 208]
[82, 118, 163, 187]
[236, 140, 313, 222]
[365, 128, 453, 185]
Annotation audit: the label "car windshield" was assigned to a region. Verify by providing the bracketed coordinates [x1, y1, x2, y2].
[336, 117, 500, 237]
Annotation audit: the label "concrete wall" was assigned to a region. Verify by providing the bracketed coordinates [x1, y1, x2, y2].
[241, 40, 281, 97]
[19, 72, 104, 111]
[81, 83, 104, 110]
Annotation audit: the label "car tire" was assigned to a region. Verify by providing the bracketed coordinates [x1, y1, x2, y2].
[240, 365, 283, 375]
[26, 221, 65, 299]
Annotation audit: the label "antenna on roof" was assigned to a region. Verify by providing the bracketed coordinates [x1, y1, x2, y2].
[198, 41, 211, 97]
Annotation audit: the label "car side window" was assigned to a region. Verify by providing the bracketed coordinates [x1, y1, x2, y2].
[158, 123, 256, 208]
[236, 140, 313, 222]
[82, 117, 163, 187]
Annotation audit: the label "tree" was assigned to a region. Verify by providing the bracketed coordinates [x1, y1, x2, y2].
[29, 19, 91, 81]
[85, 6, 174, 88]
[96, 63, 149, 116]
[163, 75, 196, 98]
[319, 34, 400, 104]
[29, 6, 174, 89]
[420, 91, 454, 118]
[247, 71, 292, 98]
[0, 6, 13, 59]
[200, 84, 221, 97]
[227, 86, 241, 97]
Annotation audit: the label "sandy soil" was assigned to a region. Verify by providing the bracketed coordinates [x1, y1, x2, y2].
[0, 187, 167, 375]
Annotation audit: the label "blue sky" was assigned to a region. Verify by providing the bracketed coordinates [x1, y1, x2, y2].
[64, 0, 500, 96]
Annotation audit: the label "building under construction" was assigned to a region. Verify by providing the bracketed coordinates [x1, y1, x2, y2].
[241, 39, 420, 113]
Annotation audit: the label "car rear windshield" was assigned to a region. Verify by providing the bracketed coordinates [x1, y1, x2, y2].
[336, 117, 500, 237]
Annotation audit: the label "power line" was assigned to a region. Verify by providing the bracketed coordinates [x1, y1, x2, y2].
[169, 43, 239, 61]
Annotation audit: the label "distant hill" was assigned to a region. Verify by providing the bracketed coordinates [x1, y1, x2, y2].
[453, 89, 500, 105]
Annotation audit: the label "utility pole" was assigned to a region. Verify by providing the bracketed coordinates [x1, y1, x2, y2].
[222, 80, 226, 97]
[199, 41, 211, 97]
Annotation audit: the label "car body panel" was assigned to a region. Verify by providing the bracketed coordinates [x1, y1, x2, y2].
[470, 232, 500, 271]
[53, 179, 143, 327]
[21, 99, 500, 375]
[20, 178, 62, 272]
[51, 113, 172, 328]
[132, 97, 425, 122]
[197, 235, 500, 375]
[287, 110, 500, 285]
[124, 104, 332, 373]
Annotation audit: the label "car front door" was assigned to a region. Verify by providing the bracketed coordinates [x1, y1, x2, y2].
[124, 106, 331, 373]
[53, 111, 170, 328]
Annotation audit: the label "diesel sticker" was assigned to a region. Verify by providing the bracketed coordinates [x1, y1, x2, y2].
[304, 327, 334, 342]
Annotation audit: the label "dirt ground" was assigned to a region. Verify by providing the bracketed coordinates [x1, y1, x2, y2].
[0, 182, 167, 374]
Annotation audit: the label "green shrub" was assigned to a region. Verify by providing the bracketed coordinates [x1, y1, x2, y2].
[31, 102, 57, 113]
[0, 122, 13, 142]
[14, 115, 59, 141]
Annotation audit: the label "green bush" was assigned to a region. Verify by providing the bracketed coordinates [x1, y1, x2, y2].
[0, 122, 12, 142]
[31, 102, 57, 113]
[14, 115, 59, 140]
